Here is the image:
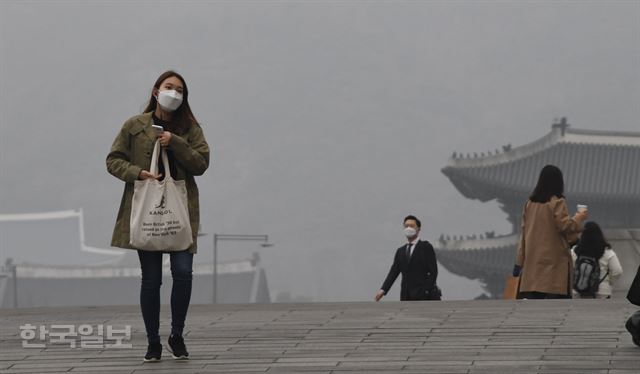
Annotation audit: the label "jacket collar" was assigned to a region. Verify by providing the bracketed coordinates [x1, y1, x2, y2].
[407, 237, 420, 246]
[135, 112, 159, 143]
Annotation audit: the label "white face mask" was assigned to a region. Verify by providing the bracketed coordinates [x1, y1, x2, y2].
[156, 89, 183, 112]
[403, 227, 417, 238]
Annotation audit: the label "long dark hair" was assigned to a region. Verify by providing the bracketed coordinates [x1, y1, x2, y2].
[574, 221, 610, 259]
[143, 70, 198, 135]
[529, 164, 565, 203]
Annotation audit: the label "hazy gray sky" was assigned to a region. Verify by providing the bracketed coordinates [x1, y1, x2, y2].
[1, 0, 638, 301]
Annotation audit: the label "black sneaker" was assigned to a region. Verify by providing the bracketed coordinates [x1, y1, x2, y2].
[143, 342, 162, 362]
[167, 335, 189, 360]
[625, 317, 640, 347]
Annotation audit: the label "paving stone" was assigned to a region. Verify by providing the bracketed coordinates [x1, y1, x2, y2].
[0, 298, 638, 372]
[0, 369, 76, 374]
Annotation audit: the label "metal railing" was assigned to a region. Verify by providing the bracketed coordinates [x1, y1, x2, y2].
[212, 234, 273, 303]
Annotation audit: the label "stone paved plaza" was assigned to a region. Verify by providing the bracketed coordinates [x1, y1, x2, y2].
[0, 298, 639, 373]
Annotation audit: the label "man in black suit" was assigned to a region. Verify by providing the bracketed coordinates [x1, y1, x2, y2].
[375, 215, 440, 301]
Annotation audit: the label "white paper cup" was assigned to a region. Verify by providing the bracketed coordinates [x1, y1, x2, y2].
[577, 204, 588, 213]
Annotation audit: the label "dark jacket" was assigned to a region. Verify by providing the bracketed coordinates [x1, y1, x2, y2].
[106, 112, 210, 254]
[381, 239, 439, 301]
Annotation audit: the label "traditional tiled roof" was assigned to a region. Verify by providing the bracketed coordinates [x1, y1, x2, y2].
[438, 120, 640, 297]
[442, 120, 640, 201]
[435, 235, 518, 278]
[436, 229, 640, 281]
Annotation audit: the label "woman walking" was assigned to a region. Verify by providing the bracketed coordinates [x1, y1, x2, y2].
[513, 165, 588, 299]
[107, 70, 210, 361]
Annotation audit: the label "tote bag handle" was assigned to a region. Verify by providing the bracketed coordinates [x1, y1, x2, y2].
[148, 139, 174, 181]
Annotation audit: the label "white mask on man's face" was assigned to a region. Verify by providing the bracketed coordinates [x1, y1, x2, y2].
[403, 227, 417, 238]
[156, 89, 183, 112]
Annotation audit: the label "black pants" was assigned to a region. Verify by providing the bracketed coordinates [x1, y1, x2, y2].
[518, 291, 571, 299]
[137, 250, 193, 344]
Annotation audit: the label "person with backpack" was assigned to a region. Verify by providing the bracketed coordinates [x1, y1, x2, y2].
[571, 221, 623, 299]
[512, 165, 588, 299]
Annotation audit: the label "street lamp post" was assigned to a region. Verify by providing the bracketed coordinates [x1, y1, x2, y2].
[212, 234, 271, 304]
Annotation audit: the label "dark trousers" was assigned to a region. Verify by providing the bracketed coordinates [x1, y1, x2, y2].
[518, 291, 571, 299]
[137, 250, 193, 344]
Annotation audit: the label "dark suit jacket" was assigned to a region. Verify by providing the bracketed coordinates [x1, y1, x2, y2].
[381, 239, 439, 301]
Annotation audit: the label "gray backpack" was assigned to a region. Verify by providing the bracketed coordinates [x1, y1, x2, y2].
[573, 256, 607, 297]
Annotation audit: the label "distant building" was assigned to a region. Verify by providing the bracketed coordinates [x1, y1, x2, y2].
[438, 118, 640, 298]
[0, 210, 270, 308]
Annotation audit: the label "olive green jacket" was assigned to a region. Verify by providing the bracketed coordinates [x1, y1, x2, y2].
[106, 112, 210, 254]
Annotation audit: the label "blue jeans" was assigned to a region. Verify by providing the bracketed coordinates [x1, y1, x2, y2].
[137, 250, 193, 344]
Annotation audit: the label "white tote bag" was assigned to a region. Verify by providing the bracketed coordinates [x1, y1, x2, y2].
[130, 139, 193, 251]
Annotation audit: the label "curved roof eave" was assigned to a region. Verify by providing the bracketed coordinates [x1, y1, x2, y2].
[441, 167, 527, 202]
[442, 126, 640, 200]
[436, 245, 515, 277]
[436, 234, 519, 251]
[444, 126, 640, 170]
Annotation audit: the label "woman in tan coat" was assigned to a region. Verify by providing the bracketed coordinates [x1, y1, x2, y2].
[107, 71, 209, 362]
[513, 165, 588, 299]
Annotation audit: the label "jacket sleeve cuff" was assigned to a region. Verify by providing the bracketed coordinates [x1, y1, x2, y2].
[125, 165, 142, 183]
[169, 133, 189, 154]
